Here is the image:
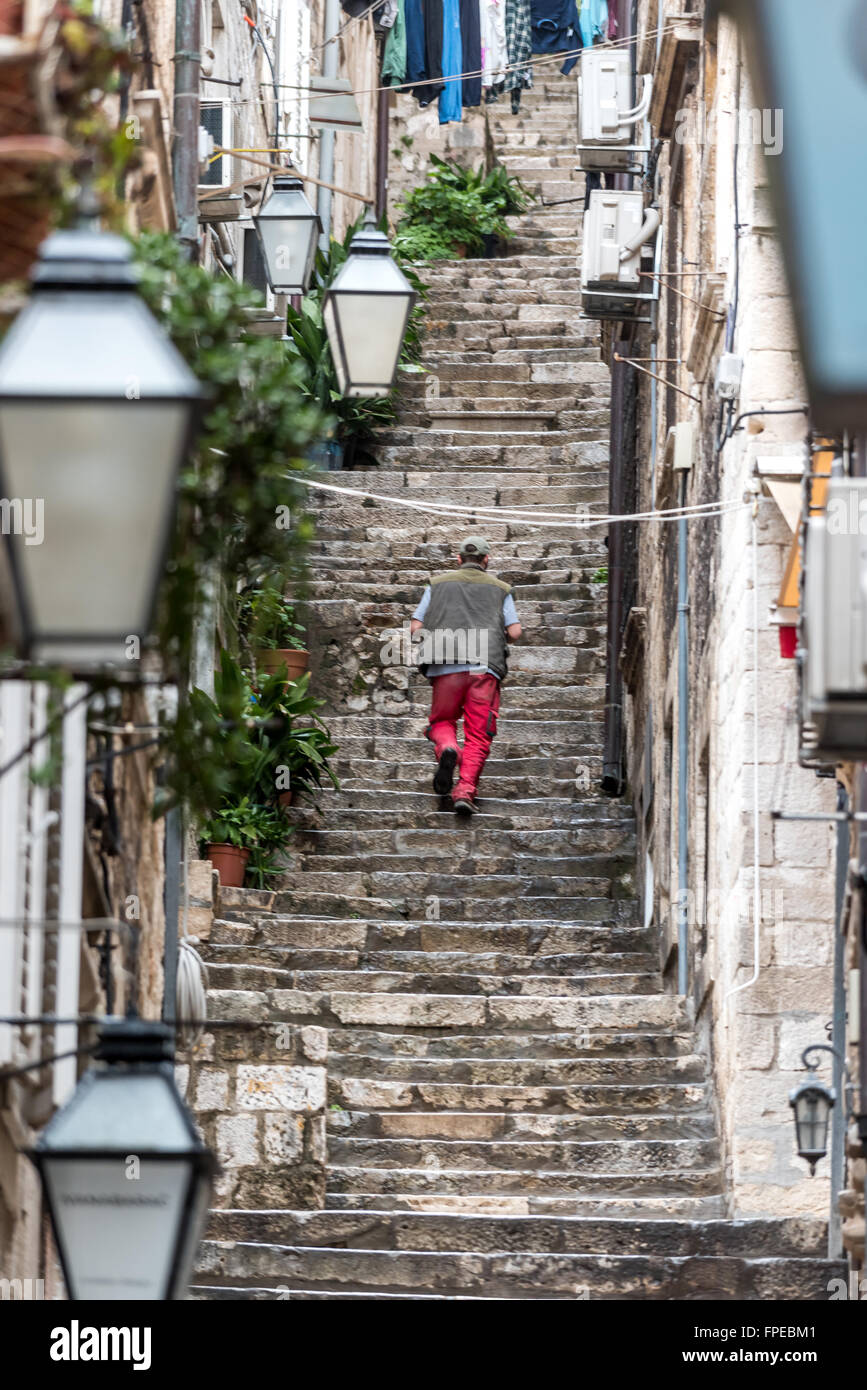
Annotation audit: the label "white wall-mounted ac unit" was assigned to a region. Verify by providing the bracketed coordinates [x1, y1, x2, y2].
[581, 190, 661, 322]
[577, 48, 652, 171]
[801, 477, 867, 761]
[198, 99, 232, 188]
[664, 421, 696, 474]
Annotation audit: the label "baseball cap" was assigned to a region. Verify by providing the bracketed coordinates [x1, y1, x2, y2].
[460, 536, 491, 559]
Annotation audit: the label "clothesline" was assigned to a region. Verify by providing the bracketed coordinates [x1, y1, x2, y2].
[292, 473, 757, 530]
[247, 19, 684, 102]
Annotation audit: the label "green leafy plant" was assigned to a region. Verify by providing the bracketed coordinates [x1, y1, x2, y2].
[239, 586, 307, 652]
[131, 232, 324, 677]
[394, 156, 533, 262]
[250, 669, 340, 803]
[591, 566, 609, 585]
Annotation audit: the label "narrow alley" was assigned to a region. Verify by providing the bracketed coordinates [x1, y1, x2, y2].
[190, 72, 842, 1300]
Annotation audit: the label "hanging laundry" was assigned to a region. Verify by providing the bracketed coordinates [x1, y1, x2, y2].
[530, 0, 581, 75]
[375, 0, 399, 26]
[439, 0, 463, 122]
[504, 0, 533, 113]
[481, 0, 508, 87]
[578, 0, 608, 46]
[608, 2, 617, 39]
[382, 0, 407, 84]
[423, 0, 446, 107]
[460, 0, 482, 106]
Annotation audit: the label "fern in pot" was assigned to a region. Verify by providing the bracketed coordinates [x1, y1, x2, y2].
[241, 584, 310, 685]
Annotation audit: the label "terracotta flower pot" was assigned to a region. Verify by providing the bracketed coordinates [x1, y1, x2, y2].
[207, 843, 250, 888]
[255, 647, 310, 683]
[278, 789, 294, 809]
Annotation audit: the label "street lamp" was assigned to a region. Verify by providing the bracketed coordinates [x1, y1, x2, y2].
[28, 1018, 216, 1301]
[322, 215, 416, 397]
[0, 227, 204, 669]
[253, 173, 321, 295]
[714, 0, 867, 430]
[789, 1046, 837, 1176]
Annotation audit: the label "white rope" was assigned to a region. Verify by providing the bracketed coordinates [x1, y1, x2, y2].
[176, 831, 209, 1036]
[294, 474, 755, 529]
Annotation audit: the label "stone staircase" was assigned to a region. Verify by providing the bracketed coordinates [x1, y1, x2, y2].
[189, 76, 842, 1299]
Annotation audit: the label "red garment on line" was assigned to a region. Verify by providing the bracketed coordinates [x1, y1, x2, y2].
[427, 671, 501, 800]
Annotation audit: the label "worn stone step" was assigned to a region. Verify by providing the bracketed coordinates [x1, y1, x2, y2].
[208, 964, 656, 999]
[203, 945, 658, 978]
[193, 1243, 844, 1300]
[324, 1164, 720, 1199]
[328, 1109, 715, 1142]
[327, 1056, 705, 1088]
[204, 1209, 829, 1260]
[325, 1025, 691, 1059]
[327, 1136, 720, 1174]
[257, 991, 688, 1033]
[210, 919, 650, 957]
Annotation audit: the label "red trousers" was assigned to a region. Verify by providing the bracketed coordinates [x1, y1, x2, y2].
[426, 672, 500, 800]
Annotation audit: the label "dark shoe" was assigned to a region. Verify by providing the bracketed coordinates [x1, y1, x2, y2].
[433, 746, 459, 795]
[453, 796, 475, 817]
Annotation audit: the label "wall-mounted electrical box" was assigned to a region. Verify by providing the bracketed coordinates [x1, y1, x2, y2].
[715, 353, 743, 401]
[664, 421, 696, 474]
[800, 477, 867, 762]
[577, 48, 652, 171]
[581, 190, 661, 323]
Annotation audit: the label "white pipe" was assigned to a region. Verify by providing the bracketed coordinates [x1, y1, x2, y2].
[317, 0, 341, 247]
[620, 205, 661, 260]
[724, 501, 763, 1006]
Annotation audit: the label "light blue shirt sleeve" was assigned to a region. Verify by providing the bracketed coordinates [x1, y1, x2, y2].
[413, 586, 431, 622]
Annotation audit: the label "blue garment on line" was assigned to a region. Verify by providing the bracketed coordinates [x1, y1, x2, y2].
[405, 0, 428, 101]
[531, 0, 582, 74]
[578, 0, 608, 46]
[439, 0, 463, 123]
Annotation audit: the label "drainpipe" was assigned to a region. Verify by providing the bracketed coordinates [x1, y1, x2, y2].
[375, 41, 390, 222]
[172, 0, 201, 256]
[318, 0, 341, 247]
[676, 469, 690, 996]
[602, 345, 628, 795]
[852, 440, 867, 1164]
[829, 782, 849, 1258]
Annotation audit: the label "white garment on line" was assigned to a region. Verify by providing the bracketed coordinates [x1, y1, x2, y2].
[481, 0, 508, 86]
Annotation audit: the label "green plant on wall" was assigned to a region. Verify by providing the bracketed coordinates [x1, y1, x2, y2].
[394, 156, 533, 262]
[131, 231, 324, 675]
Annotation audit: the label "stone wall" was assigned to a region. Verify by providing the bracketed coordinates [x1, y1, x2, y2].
[183, 885, 328, 1210]
[625, 2, 836, 1218]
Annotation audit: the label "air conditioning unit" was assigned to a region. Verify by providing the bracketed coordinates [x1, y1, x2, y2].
[198, 99, 232, 188]
[664, 421, 696, 474]
[800, 477, 867, 761]
[577, 48, 652, 171]
[581, 189, 661, 322]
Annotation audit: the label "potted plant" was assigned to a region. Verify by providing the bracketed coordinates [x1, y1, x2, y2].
[202, 797, 278, 888]
[240, 584, 310, 684]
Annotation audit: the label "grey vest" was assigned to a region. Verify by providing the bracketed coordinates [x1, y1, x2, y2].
[419, 565, 512, 680]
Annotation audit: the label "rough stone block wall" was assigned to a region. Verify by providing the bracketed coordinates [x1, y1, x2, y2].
[182, 1020, 327, 1210]
[181, 885, 328, 1210]
[628, 3, 837, 1219]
